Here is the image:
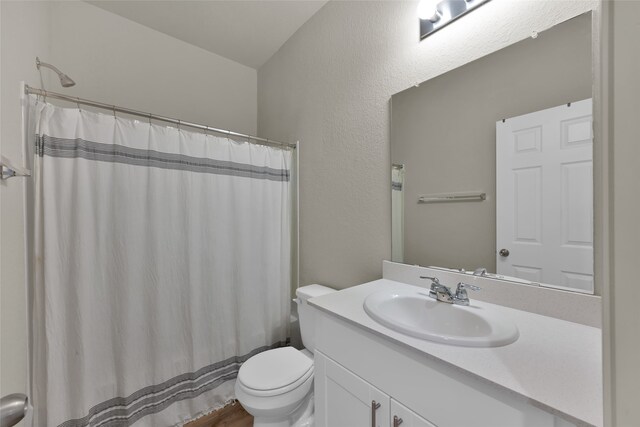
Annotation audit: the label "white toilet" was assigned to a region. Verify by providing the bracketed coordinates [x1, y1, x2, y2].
[235, 284, 335, 427]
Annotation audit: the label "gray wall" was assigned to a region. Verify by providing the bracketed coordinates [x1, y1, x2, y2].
[258, 0, 595, 289]
[391, 13, 592, 272]
[608, 1, 640, 424]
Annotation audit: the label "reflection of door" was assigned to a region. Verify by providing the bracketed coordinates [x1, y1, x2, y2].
[496, 99, 593, 293]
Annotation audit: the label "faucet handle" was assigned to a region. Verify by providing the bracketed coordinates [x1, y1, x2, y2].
[453, 282, 480, 306]
[420, 276, 448, 292]
[420, 276, 440, 285]
[456, 282, 480, 292]
[473, 267, 488, 276]
[421, 276, 448, 299]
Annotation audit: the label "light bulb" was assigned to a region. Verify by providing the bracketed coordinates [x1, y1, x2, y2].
[417, 0, 439, 21]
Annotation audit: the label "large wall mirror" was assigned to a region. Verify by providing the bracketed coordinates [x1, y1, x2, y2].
[390, 12, 594, 294]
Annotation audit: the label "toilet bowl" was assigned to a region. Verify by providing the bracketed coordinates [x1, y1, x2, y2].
[235, 285, 336, 427]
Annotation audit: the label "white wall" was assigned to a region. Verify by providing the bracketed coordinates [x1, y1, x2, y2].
[49, 1, 257, 136]
[0, 0, 257, 401]
[258, 0, 596, 289]
[0, 0, 52, 401]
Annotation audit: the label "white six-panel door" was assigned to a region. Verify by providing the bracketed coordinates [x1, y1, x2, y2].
[496, 99, 593, 293]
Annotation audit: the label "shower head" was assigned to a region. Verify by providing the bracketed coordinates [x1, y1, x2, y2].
[36, 57, 76, 88]
[58, 73, 76, 88]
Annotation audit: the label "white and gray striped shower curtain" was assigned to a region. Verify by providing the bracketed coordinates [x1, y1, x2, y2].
[29, 97, 291, 426]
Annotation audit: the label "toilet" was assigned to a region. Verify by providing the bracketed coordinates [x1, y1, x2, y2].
[235, 284, 336, 427]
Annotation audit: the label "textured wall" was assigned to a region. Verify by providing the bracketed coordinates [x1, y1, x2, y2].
[258, 0, 596, 289]
[0, 0, 256, 401]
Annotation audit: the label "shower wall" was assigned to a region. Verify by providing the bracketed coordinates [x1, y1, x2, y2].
[0, 0, 257, 403]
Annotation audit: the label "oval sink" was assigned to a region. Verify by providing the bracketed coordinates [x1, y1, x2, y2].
[363, 288, 519, 347]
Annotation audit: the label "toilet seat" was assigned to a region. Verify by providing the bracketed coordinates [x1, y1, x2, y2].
[238, 347, 314, 397]
[235, 285, 336, 427]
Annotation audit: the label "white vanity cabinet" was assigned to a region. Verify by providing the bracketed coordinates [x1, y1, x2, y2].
[312, 307, 576, 427]
[315, 352, 389, 427]
[315, 351, 436, 427]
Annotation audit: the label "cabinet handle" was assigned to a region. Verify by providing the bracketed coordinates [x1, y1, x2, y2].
[371, 400, 381, 427]
[393, 415, 404, 427]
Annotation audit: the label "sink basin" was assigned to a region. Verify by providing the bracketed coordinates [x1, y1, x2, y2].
[363, 288, 519, 347]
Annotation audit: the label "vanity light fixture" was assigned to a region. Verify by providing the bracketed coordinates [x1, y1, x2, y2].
[417, 0, 439, 22]
[419, 0, 491, 40]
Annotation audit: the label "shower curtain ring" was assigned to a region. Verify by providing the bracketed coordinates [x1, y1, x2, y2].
[76, 97, 81, 111]
[112, 105, 116, 118]
[148, 113, 152, 125]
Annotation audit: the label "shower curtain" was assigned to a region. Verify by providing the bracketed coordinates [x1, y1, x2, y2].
[29, 97, 292, 426]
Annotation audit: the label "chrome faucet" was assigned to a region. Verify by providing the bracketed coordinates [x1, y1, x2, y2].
[421, 276, 454, 303]
[420, 276, 480, 306]
[473, 267, 488, 277]
[453, 282, 481, 306]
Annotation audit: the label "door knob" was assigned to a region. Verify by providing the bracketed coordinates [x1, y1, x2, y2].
[499, 248, 510, 257]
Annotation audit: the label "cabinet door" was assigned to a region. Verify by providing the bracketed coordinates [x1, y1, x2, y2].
[315, 351, 389, 427]
[391, 399, 438, 427]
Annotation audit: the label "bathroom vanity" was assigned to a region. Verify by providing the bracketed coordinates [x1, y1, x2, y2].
[309, 265, 602, 427]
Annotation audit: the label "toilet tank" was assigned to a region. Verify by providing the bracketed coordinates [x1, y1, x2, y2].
[295, 285, 335, 352]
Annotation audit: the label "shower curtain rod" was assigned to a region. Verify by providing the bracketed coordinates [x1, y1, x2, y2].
[24, 85, 297, 150]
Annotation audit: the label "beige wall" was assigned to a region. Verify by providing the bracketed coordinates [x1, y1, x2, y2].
[258, 0, 596, 289]
[48, 1, 257, 136]
[608, 1, 640, 425]
[391, 13, 591, 275]
[0, 0, 256, 401]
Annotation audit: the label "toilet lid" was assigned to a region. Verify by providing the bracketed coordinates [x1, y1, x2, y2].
[238, 347, 313, 392]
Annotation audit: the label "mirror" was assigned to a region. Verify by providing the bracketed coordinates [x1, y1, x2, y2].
[390, 12, 594, 294]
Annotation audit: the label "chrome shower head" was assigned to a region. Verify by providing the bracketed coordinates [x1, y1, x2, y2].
[36, 57, 76, 88]
[58, 73, 76, 88]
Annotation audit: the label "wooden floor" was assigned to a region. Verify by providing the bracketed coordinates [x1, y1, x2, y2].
[185, 401, 253, 427]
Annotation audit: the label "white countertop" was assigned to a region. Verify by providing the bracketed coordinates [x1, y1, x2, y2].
[309, 279, 603, 427]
